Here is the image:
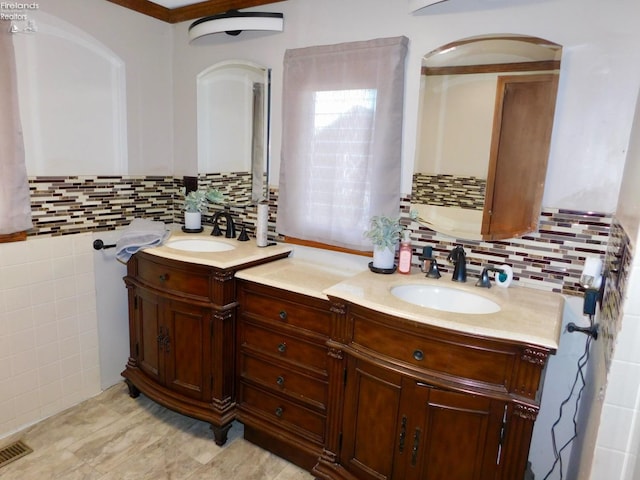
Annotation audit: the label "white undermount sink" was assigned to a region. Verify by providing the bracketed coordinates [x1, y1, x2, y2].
[390, 284, 501, 314]
[165, 238, 236, 253]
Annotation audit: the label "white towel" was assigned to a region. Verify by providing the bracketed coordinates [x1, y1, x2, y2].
[115, 218, 170, 263]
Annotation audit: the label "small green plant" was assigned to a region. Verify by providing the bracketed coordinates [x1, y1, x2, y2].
[184, 188, 225, 213]
[364, 215, 402, 249]
[205, 189, 225, 204]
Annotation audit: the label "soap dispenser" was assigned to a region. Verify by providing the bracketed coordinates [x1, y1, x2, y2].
[398, 230, 412, 274]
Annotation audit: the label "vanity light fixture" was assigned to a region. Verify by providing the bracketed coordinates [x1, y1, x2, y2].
[188, 10, 284, 41]
[409, 0, 449, 12]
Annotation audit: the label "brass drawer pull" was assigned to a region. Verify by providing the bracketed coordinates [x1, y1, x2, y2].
[277, 342, 287, 353]
[279, 310, 288, 320]
[275, 407, 284, 418]
[413, 349, 425, 361]
[276, 376, 285, 386]
[159, 274, 169, 282]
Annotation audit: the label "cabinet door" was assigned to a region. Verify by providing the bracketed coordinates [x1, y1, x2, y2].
[134, 287, 163, 384]
[341, 357, 403, 480]
[163, 298, 211, 401]
[399, 379, 505, 480]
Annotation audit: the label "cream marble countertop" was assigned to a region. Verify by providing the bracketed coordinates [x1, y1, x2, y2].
[148, 234, 563, 350]
[142, 228, 293, 270]
[324, 269, 565, 350]
[235, 245, 370, 300]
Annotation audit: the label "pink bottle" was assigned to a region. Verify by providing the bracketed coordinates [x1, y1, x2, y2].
[398, 230, 412, 274]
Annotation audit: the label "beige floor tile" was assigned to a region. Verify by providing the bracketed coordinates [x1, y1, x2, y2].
[0, 383, 313, 480]
[185, 439, 295, 479]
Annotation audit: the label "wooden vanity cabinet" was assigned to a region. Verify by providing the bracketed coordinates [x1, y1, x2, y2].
[315, 300, 553, 480]
[339, 356, 506, 480]
[235, 280, 332, 470]
[130, 287, 214, 403]
[122, 250, 288, 446]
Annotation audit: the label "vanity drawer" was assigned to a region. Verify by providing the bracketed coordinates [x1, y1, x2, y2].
[239, 352, 328, 411]
[240, 321, 328, 374]
[238, 383, 326, 443]
[238, 283, 331, 337]
[135, 254, 211, 299]
[350, 310, 517, 390]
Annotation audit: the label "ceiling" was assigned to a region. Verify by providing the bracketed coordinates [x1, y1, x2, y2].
[106, 0, 286, 23]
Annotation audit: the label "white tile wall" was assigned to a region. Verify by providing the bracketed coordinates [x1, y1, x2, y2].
[0, 233, 101, 438]
[593, 257, 640, 479]
[591, 446, 626, 480]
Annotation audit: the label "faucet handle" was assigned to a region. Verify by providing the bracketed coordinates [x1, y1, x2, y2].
[419, 246, 441, 279]
[211, 213, 222, 237]
[475, 266, 505, 288]
[237, 225, 250, 241]
[426, 258, 442, 279]
[211, 222, 223, 236]
[420, 257, 442, 279]
[476, 267, 493, 288]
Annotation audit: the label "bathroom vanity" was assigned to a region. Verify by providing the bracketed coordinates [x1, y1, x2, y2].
[120, 232, 291, 445]
[313, 271, 562, 480]
[121, 234, 563, 479]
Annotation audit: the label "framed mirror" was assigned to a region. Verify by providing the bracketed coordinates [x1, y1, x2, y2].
[197, 60, 270, 204]
[412, 34, 561, 240]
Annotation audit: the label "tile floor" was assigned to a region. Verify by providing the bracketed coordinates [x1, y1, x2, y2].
[0, 382, 314, 479]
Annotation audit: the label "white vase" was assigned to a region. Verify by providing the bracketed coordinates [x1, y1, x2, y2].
[373, 245, 396, 270]
[184, 211, 202, 230]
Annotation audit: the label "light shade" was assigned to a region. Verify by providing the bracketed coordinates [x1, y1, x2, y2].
[189, 10, 283, 40]
[409, 0, 449, 12]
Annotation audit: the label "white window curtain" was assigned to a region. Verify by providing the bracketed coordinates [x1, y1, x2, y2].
[0, 25, 32, 235]
[277, 36, 408, 251]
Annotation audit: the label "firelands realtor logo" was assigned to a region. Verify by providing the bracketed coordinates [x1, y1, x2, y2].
[1, 2, 39, 21]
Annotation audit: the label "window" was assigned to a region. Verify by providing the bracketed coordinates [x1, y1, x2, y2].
[277, 37, 408, 251]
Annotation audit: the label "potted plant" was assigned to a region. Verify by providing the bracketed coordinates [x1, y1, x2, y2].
[184, 190, 206, 231]
[183, 188, 225, 231]
[364, 215, 403, 269]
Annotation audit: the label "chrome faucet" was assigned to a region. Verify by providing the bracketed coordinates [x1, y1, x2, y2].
[447, 245, 467, 282]
[211, 211, 236, 239]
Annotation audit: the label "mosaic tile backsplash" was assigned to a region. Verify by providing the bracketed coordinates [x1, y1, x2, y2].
[29, 176, 178, 235]
[27, 175, 613, 300]
[399, 196, 611, 296]
[197, 171, 255, 206]
[412, 173, 486, 210]
[27, 175, 262, 239]
[600, 218, 632, 368]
